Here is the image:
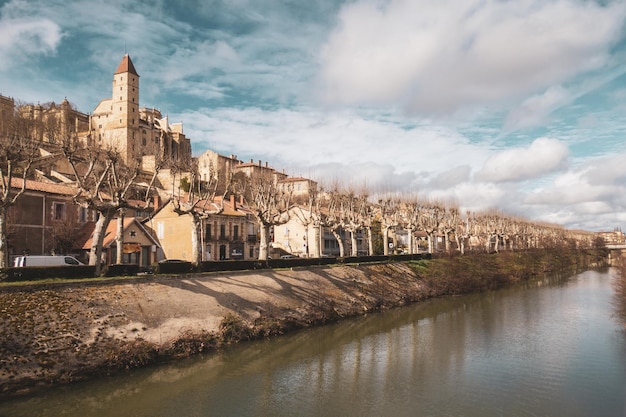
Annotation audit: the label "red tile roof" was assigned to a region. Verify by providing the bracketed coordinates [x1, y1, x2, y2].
[80, 217, 158, 250]
[10, 177, 76, 196]
[115, 54, 139, 76]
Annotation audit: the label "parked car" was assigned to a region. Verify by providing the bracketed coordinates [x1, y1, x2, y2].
[13, 255, 84, 267]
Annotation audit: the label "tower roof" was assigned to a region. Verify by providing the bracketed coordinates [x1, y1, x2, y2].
[114, 54, 139, 76]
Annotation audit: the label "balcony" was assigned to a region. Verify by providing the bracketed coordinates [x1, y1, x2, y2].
[247, 234, 257, 243]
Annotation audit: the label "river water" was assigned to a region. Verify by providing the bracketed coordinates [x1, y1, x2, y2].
[1, 268, 625, 417]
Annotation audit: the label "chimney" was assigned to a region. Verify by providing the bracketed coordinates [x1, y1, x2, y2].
[258, 160, 262, 167]
[153, 194, 160, 209]
[230, 194, 235, 209]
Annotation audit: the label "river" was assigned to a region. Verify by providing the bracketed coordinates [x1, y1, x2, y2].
[1, 268, 624, 417]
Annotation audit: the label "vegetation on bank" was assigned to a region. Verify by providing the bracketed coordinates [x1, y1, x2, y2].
[613, 257, 626, 329]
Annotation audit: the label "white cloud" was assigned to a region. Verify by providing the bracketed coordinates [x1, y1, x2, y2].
[317, 0, 626, 114]
[476, 137, 569, 183]
[0, 17, 62, 69]
[181, 106, 489, 182]
[503, 85, 572, 131]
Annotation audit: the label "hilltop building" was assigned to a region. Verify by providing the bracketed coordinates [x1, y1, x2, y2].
[90, 54, 191, 166]
[1, 54, 192, 169]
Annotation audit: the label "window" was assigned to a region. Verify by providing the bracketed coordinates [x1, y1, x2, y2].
[52, 202, 65, 220]
[79, 207, 89, 222]
[157, 222, 164, 239]
[233, 225, 239, 240]
[220, 224, 226, 240]
[205, 224, 212, 241]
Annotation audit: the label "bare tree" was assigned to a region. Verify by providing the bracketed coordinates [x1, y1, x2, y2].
[378, 195, 401, 255]
[399, 195, 422, 254]
[440, 204, 460, 253]
[170, 159, 230, 265]
[48, 203, 83, 255]
[420, 201, 445, 254]
[338, 188, 369, 257]
[235, 170, 292, 260]
[321, 185, 350, 258]
[62, 143, 156, 275]
[291, 185, 323, 258]
[0, 103, 40, 267]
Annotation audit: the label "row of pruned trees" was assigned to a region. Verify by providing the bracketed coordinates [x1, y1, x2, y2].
[290, 186, 598, 258]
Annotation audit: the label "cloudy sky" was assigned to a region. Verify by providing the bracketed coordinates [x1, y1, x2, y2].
[2, 0, 626, 231]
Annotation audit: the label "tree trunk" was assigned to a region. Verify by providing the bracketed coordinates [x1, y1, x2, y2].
[332, 229, 345, 258]
[115, 210, 124, 264]
[313, 224, 321, 258]
[407, 227, 414, 254]
[191, 214, 202, 265]
[90, 209, 115, 276]
[0, 206, 7, 268]
[258, 223, 270, 260]
[350, 230, 358, 256]
[427, 232, 434, 254]
[366, 226, 373, 256]
[383, 226, 390, 255]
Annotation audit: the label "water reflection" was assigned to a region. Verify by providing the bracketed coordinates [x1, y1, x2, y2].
[1, 270, 625, 417]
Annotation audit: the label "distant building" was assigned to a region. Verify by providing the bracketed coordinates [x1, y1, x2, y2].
[598, 228, 625, 245]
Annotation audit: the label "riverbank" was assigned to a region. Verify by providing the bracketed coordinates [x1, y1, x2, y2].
[0, 248, 606, 397]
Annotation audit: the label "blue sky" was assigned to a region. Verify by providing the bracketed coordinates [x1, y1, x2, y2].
[2, 0, 626, 231]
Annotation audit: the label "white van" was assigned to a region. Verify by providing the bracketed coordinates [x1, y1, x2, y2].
[13, 255, 84, 267]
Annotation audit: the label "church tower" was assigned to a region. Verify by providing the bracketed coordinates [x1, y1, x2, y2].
[109, 54, 140, 163]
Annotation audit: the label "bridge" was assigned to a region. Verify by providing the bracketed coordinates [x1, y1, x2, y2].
[605, 244, 626, 265]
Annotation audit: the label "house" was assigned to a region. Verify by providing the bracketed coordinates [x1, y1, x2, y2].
[272, 205, 369, 258]
[278, 177, 317, 203]
[80, 216, 160, 268]
[147, 194, 259, 262]
[7, 178, 89, 262]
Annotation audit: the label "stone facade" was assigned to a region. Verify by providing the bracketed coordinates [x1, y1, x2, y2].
[89, 55, 191, 166]
[148, 195, 259, 262]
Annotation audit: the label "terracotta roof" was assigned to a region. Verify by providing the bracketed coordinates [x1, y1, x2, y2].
[10, 177, 76, 196]
[114, 54, 139, 76]
[194, 196, 247, 217]
[81, 217, 159, 250]
[280, 177, 315, 183]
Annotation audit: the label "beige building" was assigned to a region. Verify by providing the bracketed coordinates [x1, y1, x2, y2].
[278, 177, 317, 203]
[148, 195, 259, 262]
[89, 54, 191, 167]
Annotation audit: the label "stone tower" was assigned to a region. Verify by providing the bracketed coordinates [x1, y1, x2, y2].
[108, 54, 140, 163]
